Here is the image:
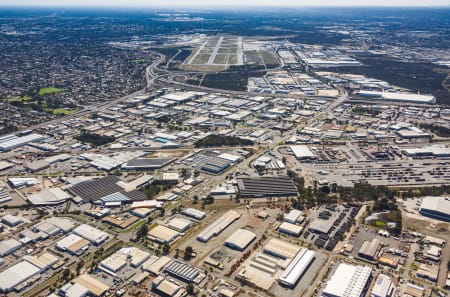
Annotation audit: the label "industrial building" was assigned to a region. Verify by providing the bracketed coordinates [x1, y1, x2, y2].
[100, 247, 150, 274]
[284, 209, 304, 224]
[1, 214, 23, 227]
[152, 276, 186, 297]
[403, 145, 450, 158]
[163, 260, 205, 284]
[371, 274, 394, 297]
[167, 217, 192, 233]
[0, 133, 45, 152]
[181, 208, 206, 220]
[225, 228, 256, 251]
[143, 256, 172, 275]
[308, 218, 334, 234]
[290, 145, 317, 160]
[0, 238, 22, 256]
[419, 196, 450, 222]
[131, 207, 155, 218]
[322, 263, 372, 297]
[68, 175, 147, 204]
[102, 214, 139, 229]
[148, 225, 180, 243]
[0, 253, 58, 293]
[71, 274, 111, 297]
[237, 176, 298, 198]
[7, 177, 37, 189]
[27, 188, 72, 205]
[197, 210, 240, 242]
[358, 238, 381, 260]
[122, 157, 175, 170]
[263, 238, 301, 260]
[278, 248, 315, 287]
[56, 234, 90, 255]
[278, 222, 303, 237]
[355, 90, 436, 104]
[73, 224, 109, 245]
[416, 263, 439, 282]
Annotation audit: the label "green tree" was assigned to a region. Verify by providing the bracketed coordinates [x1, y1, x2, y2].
[162, 243, 170, 255]
[184, 246, 194, 260]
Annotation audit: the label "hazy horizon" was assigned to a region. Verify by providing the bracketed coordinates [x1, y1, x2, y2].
[0, 0, 449, 8]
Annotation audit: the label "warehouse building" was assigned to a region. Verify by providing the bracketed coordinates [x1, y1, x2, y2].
[197, 210, 240, 242]
[56, 234, 90, 255]
[152, 276, 186, 297]
[0, 133, 45, 152]
[0, 252, 58, 293]
[181, 208, 206, 220]
[237, 176, 298, 198]
[0, 260, 41, 292]
[371, 274, 394, 297]
[416, 263, 439, 282]
[0, 161, 13, 172]
[1, 214, 23, 227]
[122, 158, 175, 170]
[72, 274, 111, 297]
[225, 228, 256, 251]
[284, 209, 304, 224]
[322, 263, 372, 297]
[58, 283, 89, 297]
[278, 248, 315, 287]
[73, 224, 109, 246]
[130, 200, 162, 209]
[263, 238, 301, 260]
[131, 208, 155, 218]
[24, 160, 50, 173]
[163, 260, 205, 284]
[7, 177, 37, 189]
[358, 238, 381, 260]
[148, 225, 180, 243]
[355, 90, 436, 104]
[27, 187, 72, 205]
[290, 145, 317, 160]
[100, 247, 150, 274]
[167, 218, 192, 233]
[0, 238, 22, 256]
[308, 218, 334, 234]
[143, 255, 172, 275]
[419, 196, 450, 222]
[68, 175, 146, 204]
[403, 145, 450, 158]
[278, 222, 303, 237]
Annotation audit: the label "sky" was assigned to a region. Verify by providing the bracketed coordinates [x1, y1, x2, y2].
[0, 0, 449, 7]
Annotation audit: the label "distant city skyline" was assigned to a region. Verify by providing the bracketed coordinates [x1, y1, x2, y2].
[0, 0, 449, 7]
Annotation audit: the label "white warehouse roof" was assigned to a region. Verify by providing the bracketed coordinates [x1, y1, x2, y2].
[371, 274, 394, 297]
[225, 228, 256, 251]
[290, 145, 316, 159]
[323, 263, 372, 297]
[197, 210, 240, 242]
[73, 224, 109, 245]
[0, 260, 41, 292]
[278, 248, 315, 287]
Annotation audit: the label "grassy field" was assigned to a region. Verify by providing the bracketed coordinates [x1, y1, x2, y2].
[260, 50, 280, 66]
[213, 53, 228, 64]
[131, 59, 146, 63]
[4, 95, 33, 102]
[191, 54, 212, 65]
[47, 108, 79, 115]
[38, 87, 66, 96]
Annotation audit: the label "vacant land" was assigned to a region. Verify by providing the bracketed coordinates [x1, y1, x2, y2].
[38, 87, 66, 96]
